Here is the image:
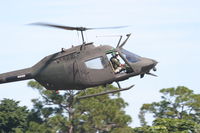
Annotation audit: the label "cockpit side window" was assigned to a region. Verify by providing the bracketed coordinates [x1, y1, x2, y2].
[85, 57, 104, 69]
[121, 49, 140, 63]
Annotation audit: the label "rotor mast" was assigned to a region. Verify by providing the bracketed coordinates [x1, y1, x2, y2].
[80, 30, 85, 44]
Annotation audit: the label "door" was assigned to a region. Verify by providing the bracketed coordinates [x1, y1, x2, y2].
[84, 56, 114, 84]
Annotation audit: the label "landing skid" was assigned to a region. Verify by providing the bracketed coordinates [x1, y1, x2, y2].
[77, 85, 134, 100]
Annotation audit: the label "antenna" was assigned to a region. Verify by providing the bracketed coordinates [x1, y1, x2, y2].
[96, 35, 123, 48]
[116, 36, 123, 48]
[117, 34, 131, 48]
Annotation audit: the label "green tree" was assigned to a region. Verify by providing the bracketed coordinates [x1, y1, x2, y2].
[133, 125, 168, 133]
[135, 86, 200, 133]
[74, 86, 133, 133]
[133, 118, 200, 133]
[27, 80, 133, 133]
[0, 99, 29, 133]
[153, 118, 200, 133]
[25, 121, 52, 133]
[140, 86, 200, 122]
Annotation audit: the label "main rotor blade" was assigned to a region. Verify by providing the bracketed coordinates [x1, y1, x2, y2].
[30, 22, 89, 31]
[90, 25, 129, 30]
[30, 22, 129, 31]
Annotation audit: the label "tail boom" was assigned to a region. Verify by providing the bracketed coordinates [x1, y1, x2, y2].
[0, 68, 34, 84]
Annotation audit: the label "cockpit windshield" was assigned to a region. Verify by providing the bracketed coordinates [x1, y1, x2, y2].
[120, 48, 140, 63]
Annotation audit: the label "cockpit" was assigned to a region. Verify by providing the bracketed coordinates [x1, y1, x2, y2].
[106, 48, 141, 74]
[120, 48, 141, 63]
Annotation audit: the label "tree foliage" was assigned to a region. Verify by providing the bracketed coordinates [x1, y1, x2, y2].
[153, 118, 200, 133]
[0, 99, 29, 133]
[74, 86, 132, 132]
[140, 86, 200, 122]
[2, 83, 200, 132]
[27, 81, 132, 133]
[134, 118, 200, 133]
[135, 86, 200, 133]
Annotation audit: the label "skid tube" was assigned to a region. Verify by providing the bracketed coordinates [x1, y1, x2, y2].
[77, 85, 134, 100]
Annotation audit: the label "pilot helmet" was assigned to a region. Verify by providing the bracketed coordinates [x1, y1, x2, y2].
[113, 51, 119, 57]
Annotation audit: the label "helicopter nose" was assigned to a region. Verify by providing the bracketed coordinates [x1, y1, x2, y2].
[152, 59, 158, 71]
[141, 58, 158, 73]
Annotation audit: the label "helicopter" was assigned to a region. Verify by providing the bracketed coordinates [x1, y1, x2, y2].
[0, 23, 158, 99]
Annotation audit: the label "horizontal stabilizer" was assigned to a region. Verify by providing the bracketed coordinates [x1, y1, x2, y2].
[0, 68, 33, 84]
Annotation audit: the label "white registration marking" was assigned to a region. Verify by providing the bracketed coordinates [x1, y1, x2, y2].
[17, 75, 26, 78]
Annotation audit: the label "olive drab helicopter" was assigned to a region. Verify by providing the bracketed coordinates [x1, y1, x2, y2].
[0, 23, 158, 99]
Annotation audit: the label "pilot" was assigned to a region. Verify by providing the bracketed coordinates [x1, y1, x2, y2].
[110, 52, 125, 74]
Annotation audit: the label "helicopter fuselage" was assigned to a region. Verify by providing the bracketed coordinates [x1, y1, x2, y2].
[0, 42, 157, 90]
